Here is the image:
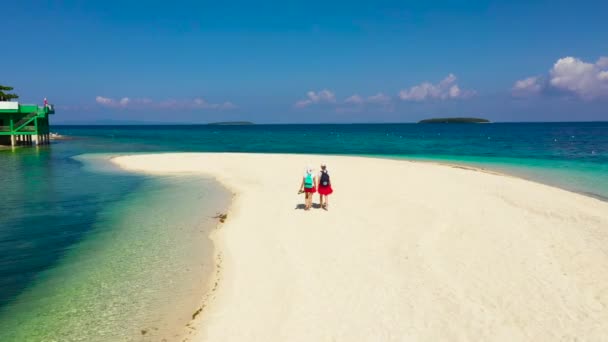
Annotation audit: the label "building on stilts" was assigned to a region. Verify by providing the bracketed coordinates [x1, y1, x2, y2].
[0, 101, 55, 146]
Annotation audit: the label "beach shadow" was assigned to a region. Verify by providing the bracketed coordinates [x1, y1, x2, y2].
[294, 203, 321, 210]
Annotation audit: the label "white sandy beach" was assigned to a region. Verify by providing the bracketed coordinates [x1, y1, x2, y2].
[112, 153, 608, 342]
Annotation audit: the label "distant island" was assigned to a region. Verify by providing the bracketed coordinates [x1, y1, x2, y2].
[418, 117, 490, 124]
[207, 121, 254, 125]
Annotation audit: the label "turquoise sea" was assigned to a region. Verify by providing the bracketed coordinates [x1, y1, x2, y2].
[0, 122, 607, 341]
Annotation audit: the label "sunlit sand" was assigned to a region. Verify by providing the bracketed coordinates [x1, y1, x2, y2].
[113, 153, 608, 341]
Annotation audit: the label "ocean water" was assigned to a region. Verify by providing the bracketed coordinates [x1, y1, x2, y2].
[0, 122, 606, 341]
[57, 122, 608, 198]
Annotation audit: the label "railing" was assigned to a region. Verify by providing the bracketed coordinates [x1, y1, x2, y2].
[13, 113, 37, 130]
[0, 126, 36, 132]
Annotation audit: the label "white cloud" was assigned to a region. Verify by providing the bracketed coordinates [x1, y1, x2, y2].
[512, 76, 543, 97]
[343, 93, 391, 106]
[548, 56, 608, 99]
[339, 93, 393, 112]
[95, 96, 131, 108]
[219, 101, 238, 110]
[296, 91, 393, 112]
[515, 56, 608, 100]
[191, 98, 238, 110]
[95, 96, 114, 105]
[366, 93, 391, 105]
[295, 89, 336, 108]
[344, 94, 364, 105]
[597, 57, 608, 68]
[193, 98, 207, 106]
[95, 96, 237, 110]
[398, 74, 475, 101]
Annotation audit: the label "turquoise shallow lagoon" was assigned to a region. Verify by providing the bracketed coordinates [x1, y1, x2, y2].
[385, 154, 608, 201]
[0, 122, 606, 341]
[0, 152, 230, 341]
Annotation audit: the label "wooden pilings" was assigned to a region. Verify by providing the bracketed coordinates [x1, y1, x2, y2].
[33, 133, 51, 146]
[8, 133, 51, 147]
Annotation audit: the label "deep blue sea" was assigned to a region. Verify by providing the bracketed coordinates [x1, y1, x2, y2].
[0, 122, 607, 341]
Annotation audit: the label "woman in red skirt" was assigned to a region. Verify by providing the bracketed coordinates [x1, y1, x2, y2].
[298, 166, 316, 210]
[318, 163, 333, 210]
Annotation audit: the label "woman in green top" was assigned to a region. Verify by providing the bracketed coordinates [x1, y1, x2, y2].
[298, 166, 317, 210]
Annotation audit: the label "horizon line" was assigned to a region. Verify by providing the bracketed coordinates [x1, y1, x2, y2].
[53, 120, 608, 126]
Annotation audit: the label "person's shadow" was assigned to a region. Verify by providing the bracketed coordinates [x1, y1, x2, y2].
[295, 203, 321, 210]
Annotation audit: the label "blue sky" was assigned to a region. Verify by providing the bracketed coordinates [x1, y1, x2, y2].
[3, 1, 607, 123]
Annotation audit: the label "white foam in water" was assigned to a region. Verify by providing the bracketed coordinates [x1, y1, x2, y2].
[0, 155, 231, 341]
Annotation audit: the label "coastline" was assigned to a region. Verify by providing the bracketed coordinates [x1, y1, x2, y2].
[394, 157, 608, 202]
[112, 153, 608, 341]
[0, 168, 232, 342]
[371, 154, 608, 203]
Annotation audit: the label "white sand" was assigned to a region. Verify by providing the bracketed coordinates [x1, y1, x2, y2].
[112, 153, 608, 342]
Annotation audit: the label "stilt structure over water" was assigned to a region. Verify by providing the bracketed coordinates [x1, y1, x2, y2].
[0, 101, 55, 146]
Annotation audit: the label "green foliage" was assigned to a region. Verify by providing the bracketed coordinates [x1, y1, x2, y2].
[207, 121, 254, 125]
[418, 117, 490, 124]
[0, 85, 19, 101]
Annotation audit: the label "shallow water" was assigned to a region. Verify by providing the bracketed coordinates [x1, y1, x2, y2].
[0, 122, 606, 341]
[0, 148, 230, 341]
[0, 170, 230, 341]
